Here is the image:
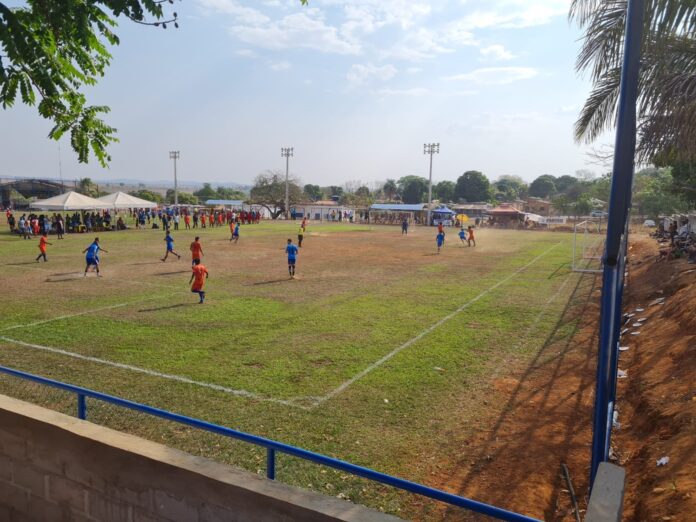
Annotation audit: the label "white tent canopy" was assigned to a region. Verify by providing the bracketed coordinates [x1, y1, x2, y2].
[30, 191, 111, 211]
[97, 191, 158, 209]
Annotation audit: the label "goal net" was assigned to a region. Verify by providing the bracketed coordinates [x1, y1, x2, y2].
[572, 220, 604, 273]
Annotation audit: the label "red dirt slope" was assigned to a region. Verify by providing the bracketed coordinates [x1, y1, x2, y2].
[612, 236, 696, 521]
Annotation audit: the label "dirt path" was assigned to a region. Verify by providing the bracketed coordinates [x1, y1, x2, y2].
[426, 235, 696, 521]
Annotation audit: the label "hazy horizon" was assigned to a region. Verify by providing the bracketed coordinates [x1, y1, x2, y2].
[1, 1, 610, 188]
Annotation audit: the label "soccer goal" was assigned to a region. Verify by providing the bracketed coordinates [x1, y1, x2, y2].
[572, 220, 604, 273]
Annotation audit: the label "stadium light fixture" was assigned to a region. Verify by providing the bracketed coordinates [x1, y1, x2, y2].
[424, 143, 440, 226]
[169, 150, 180, 206]
[281, 147, 294, 220]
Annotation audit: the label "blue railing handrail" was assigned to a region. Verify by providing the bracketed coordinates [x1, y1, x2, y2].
[0, 364, 540, 522]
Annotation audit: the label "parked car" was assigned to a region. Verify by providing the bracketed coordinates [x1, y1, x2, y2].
[590, 210, 609, 218]
[643, 219, 656, 227]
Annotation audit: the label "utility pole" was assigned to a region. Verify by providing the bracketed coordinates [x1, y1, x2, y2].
[169, 150, 180, 206]
[424, 143, 440, 226]
[58, 142, 65, 193]
[281, 147, 294, 219]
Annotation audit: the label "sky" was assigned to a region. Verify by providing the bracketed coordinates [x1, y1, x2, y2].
[0, 0, 609, 188]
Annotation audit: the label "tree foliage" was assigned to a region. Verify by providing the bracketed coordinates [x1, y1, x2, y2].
[249, 170, 303, 219]
[528, 175, 556, 198]
[493, 176, 527, 201]
[0, 1, 178, 166]
[129, 189, 162, 203]
[165, 189, 198, 205]
[75, 177, 105, 197]
[570, 0, 696, 164]
[455, 171, 490, 202]
[397, 176, 428, 204]
[434, 180, 456, 202]
[382, 179, 398, 201]
[303, 184, 323, 201]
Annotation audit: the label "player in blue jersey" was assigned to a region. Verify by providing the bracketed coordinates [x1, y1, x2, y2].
[161, 231, 181, 262]
[286, 238, 298, 279]
[436, 231, 445, 253]
[82, 237, 108, 277]
[230, 221, 240, 243]
[458, 227, 467, 245]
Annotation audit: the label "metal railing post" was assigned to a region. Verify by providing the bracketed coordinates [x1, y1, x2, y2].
[77, 393, 87, 420]
[267, 448, 276, 480]
[590, 0, 645, 488]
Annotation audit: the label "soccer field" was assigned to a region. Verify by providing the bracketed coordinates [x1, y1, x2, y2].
[0, 220, 587, 517]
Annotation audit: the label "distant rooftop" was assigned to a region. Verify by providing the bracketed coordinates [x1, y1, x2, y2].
[370, 203, 427, 212]
[205, 199, 245, 206]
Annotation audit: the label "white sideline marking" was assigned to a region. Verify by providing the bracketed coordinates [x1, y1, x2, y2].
[0, 295, 174, 333]
[309, 242, 563, 407]
[0, 336, 308, 410]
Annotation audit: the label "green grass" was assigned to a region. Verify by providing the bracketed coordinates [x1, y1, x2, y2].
[0, 218, 586, 518]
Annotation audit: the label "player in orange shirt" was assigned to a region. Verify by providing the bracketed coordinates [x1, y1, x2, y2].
[467, 225, 476, 247]
[190, 236, 203, 267]
[35, 232, 52, 262]
[200, 213, 207, 228]
[189, 259, 209, 304]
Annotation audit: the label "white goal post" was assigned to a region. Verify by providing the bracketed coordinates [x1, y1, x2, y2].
[572, 220, 604, 273]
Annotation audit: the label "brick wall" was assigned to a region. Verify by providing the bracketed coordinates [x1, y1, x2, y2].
[0, 394, 399, 522]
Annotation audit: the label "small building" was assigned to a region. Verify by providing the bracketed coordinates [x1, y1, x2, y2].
[452, 203, 492, 219]
[369, 203, 427, 225]
[293, 201, 355, 221]
[488, 204, 526, 227]
[524, 197, 553, 215]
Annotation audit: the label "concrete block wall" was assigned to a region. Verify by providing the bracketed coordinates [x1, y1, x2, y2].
[0, 394, 399, 522]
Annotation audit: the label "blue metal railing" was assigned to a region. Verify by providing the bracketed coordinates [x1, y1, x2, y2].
[0, 364, 540, 522]
[590, 0, 645, 487]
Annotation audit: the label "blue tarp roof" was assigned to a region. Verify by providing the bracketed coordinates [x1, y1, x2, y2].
[370, 203, 426, 211]
[432, 206, 455, 214]
[205, 199, 245, 206]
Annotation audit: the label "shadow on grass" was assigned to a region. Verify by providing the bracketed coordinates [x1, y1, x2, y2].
[128, 262, 162, 266]
[7, 262, 43, 266]
[154, 271, 190, 276]
[44, 276, 84, 283]
[439, 272, 601, 522]
[138, 303, 190, 312]
[547, 262, 572, 279]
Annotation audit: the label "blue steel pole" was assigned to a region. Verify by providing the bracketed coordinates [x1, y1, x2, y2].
[77, 393, 87, 420]
[590, 0, 645, 487]
[267, 448, 276, 480]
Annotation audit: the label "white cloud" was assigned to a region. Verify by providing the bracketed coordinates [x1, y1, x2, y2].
[406, 67, 422, 74]
[270, 60, 291, 71]
[235, 49, 257, 57]
[376, 87, 428, 96]
[453, 0, 570, 30]
[382, 28, 456, 61]
[197, 0, 270, 25]
[347, 63, 397, 87]
[479, 44, 516, 61]
[444, 67, 538, 85]
[230, 9, 361, 54]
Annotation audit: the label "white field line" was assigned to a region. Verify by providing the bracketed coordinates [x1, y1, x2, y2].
[308, 242, 563, 408]
[0, 292, 184, 333]
[0, 336, 308, 410]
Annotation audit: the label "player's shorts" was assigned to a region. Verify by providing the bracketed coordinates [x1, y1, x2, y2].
[192, 257, 201, 263]
[167, 245, 174, 252]
[86, 256, 98, 266]
[191, 286, 203, 293]
[437, 239, 444, 247]
[287, 258, 296, 265]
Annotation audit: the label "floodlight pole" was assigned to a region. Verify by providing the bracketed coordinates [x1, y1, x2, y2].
[281, 147, 294, 219]
[424, 143, 440, 226]
[169, 151, 180, 206]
